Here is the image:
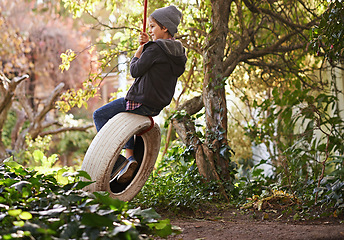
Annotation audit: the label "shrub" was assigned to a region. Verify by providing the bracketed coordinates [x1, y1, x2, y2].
[0, 159, 176, 239]
[132, 145, 222, 212]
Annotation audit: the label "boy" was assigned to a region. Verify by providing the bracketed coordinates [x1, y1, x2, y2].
[93, 5, 187, 184]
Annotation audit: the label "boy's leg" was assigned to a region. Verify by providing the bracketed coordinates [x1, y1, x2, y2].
[93, 97, 127, 132]
[108, 103, 161, 184]
[93, 97, 138, 184]
[125, 148, 134, 159]
[115, 137, 137, 184]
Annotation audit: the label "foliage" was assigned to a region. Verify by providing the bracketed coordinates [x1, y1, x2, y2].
[233, 160, 274, 203]
[55, 0, 326, 194]
[132, 145, 222, 212]
[311, 0, 344, 63]
[227, 0, 344, 217]
[237, 78, 344, 214]
[315, 156, 344, 210]
[1, 111, 17, 149]
[0, 0, 95, 160]
[50, 114, 95, 167]
[0, 160, 176, 239]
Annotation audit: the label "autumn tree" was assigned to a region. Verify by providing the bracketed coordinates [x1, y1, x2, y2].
[0, 0, 95, 161]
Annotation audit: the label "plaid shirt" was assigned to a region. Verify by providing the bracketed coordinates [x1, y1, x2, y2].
[126, 100, 142, 110]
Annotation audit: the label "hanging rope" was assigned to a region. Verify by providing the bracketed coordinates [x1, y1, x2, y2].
[143, 0, 148, 33]
[137, 0, 154, 136]
[137, 116, 154, 136]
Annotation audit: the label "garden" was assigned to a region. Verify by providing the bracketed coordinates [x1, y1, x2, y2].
[0, 0, 344, 239]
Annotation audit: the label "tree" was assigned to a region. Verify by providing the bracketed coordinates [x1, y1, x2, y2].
[0, 0, 95, 161]
[171, 0, 321, 196]
[60, 0, 323, 198]
[311, 0, 344, 63]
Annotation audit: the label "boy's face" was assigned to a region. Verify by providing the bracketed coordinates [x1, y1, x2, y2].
[148, 18, 169, 41]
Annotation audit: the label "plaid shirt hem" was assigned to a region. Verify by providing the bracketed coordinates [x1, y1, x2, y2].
[126, 100, 142, 110]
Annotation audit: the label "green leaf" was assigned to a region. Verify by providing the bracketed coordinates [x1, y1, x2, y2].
[93, 192, 126, 210]
[3, 159, 22, 169]
[73, 181, 93, 190]
[33, 150, 45, 162]
[148, 219, 172, 238]
[60, 221, 79, 239]
[19, 211, 32, 220]
[112, 225, 132, 236]
[81, 213, 113, 227]
[8, 209, 22, 217]
[56, 168, 69, 185]
[13, 220, 25, 227]
[131, 207, 161, 222]
[76, 170, 92, 181]
[37, 206, 67, 216]
[10, 181, 31, 193]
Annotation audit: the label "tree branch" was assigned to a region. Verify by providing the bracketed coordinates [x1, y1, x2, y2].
[242, 0, 319, 30]
[39, 124, 93, 137]
[35, 82, 65, 124]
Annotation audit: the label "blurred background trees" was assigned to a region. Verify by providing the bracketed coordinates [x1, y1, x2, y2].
[0, 0, 95, 164]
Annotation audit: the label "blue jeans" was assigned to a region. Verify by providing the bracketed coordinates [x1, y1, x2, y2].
[93, 97, 161, 149]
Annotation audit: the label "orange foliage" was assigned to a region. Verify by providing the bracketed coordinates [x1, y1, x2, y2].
[0, 0, 97, 101]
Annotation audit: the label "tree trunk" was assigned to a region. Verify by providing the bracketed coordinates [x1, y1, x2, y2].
[171, 1, 235, 200]
[172, 96, 231, 201]
[0, 74, 28, 161]
[200, 0, 233, 182]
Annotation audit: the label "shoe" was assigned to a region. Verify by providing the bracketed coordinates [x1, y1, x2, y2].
[114, 156, 138, 184]
[110, 155, 128, 183]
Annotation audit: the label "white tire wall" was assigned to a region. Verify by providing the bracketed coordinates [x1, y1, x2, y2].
[81, 112, 161, 202]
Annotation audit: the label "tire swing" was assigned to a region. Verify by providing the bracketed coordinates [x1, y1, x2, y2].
[81, 112, 161, 202]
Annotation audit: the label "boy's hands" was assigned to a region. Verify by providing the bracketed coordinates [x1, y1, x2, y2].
[135, 32, 149, 58]
[139, 32, 149, 45]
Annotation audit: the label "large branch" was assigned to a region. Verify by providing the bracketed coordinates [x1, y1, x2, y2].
[39, 124, 93, 137]
[0, 73, 29, 114]
[172, 95, 204, 146]
[17, 82, 34, 121]
[35, 82, 65, 124]
[0, 74, 29, 160]
[13, 82, 66, 151]
[242, 0, 319, 30]
[87, 11, 139, 32]
[222, 0, 319, 78]
[242, 43, 305, 61]
[223, 32, 306, 77]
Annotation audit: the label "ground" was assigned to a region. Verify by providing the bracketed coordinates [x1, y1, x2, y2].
[157, 205, 344, 240]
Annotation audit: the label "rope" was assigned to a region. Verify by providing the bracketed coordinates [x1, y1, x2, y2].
[137, 116, 154, 136]
[143, 0, 148, 33]
[137, 0, 152, 137]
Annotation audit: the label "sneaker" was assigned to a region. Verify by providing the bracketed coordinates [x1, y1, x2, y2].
[110, 155, 128, 183]
[114, 156, 138, 184]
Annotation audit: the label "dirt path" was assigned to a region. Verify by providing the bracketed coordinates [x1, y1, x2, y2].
[158, 208, 344, 240]
[167, 218, 344, 240]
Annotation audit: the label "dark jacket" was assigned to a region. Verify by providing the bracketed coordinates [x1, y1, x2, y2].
[126, 39, 187, 110]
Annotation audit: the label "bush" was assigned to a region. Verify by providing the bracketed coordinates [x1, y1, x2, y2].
[132, 145, 222, 212]
[0, 160, 176, 239]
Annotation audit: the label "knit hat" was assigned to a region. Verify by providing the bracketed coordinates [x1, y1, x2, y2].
[150, 5, 182, 36]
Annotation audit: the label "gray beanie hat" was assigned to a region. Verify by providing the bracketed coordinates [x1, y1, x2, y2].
[150, 5, 182, 36]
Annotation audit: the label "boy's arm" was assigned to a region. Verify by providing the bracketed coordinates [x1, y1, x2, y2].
[134, 45, 145, 58]
[130, 43, 158, 78]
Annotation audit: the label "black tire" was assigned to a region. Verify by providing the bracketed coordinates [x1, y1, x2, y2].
[81, 112, 161, 201]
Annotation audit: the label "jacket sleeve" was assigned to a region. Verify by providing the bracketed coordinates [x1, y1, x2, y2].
[130, 43, 159, 78]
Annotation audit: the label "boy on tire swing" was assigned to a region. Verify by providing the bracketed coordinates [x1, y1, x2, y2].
[93, 5, 187, 184]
